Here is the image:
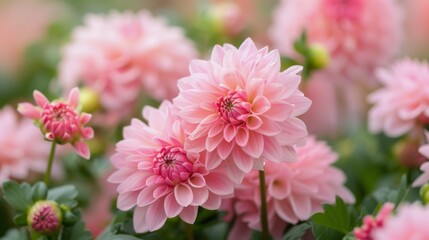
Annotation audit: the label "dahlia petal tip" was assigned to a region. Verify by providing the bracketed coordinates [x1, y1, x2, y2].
[68, 87, 80, 109]
[17, 103, 40, 120]
[73, 141, 90, 159]
[33, 90, 49, 108]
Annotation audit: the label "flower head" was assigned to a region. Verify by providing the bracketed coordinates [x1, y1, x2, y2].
[174, 38, 311, 183]
[354, 202, 394, 240]
[221, 136, 354, 240]
[109, 100, 234, 233]
[270, 0, 402, 82]
[373, 203, 429, 240]
[0, 106, 53, 182]
[369, 59, 429, 137]
[59, 11, 197, 122]
[18, 87, 93, 159]
[27, 200, 62, 234]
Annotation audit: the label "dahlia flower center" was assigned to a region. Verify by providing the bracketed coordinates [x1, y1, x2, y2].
[153, 146, 193, 186]
[324, 0, 362, 21]
[41, 102, 80, 141]
[216, 90, 250, 125]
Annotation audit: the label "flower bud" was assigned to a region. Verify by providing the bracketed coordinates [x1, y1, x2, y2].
[79, 87, 101, 113]
[308, 43, 330, 69]
[420, 183, 429, 204]
[27, 200, 62, 234]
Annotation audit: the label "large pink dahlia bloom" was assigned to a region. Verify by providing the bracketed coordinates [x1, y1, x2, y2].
[368, 59, 429, 137]
[174, 38, 311, 183]
[221, 136, 355, 240]
[0, 106, 50, 182]
[270, 0, 402, 81]
[373, 203, 429, 240]
[109, 101, 234, 233]
[18, 88, 94, 159]
[59, 11, 197, 119]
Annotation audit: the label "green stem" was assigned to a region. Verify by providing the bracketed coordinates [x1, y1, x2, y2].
[183, 221, 194, 240]
[259, 170, 270, 240]
[44, 141, 57, 186]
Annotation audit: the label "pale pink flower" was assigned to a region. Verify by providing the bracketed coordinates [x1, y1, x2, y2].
[368, 59, 429, 137]
[59, 11, 197, 121]
[18, 88, 94, 159]
[108, 100, 234, 233]
[373, 203, 429, 240]
[174, 38, 311, 183]
[0, 106, 52, 182]
[221, 136, 355, 240]
[412, 132, 429, 187]
[353, 202, 394, 240]
[270, 0, 402, 82]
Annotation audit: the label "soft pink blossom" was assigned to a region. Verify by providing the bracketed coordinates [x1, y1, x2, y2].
[373, 203, 429, 240]
[109, 100, 234, 233]
[59, 11, 197, 121]
[174, 38, 311, 183]
[368, 59, 429, 137]
[208, 0, 246, 36]
[270, 0, 402, 82]
[412, 132, 429, 187]
[18, 88, 94, 159]
[353, 202, 394, 240]
[0, 106, 52, 182]
[221, 136, 355, 240]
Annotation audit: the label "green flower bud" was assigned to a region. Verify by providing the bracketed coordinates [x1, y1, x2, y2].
[27, 200, 62, 234]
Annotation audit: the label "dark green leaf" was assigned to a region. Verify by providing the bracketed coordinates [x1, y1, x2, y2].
[60, 218, 92, 240]
[110, 235, 141, 240]
[312, 223, 344, 240]
[2, 181, 33, 212]
[13, 213, 27, 226]
[283, 222, 312, 240]
[31, 182, 47, 202]
[311, 198, 353, 234]
[0, 228, 28, 240]
[47, 185, 78, 205]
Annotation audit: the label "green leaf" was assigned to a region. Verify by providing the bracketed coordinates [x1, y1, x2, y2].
[13, 213, 27, 226]
[342, 232, 355, 240]
[31, 182, 47, 202]
[312, 223, 344, 240]
[311, 197, 353, 234]
[2, 181, 33, 212]
[110, 235, 141, 240]
[60, 212, 92, 240]
[283, 222, 312, 240]
[47, 185, 78, 206]
[0, 228, 28, 240]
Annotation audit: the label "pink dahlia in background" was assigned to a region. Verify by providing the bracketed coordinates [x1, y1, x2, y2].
[220, 136, 355, 240]
[412, 132, 429, 187]
[174, 38, 311, 183]
[368, 59, 429, 137]
[373, 203, 429, 240]
[270, 0, 402, 82]
[59, 11, 197, 121]
[18, 87, 94, 159]
[354, 202, 394, 240]
[109, 100, 234, 233]
[0, 106, 52, 182]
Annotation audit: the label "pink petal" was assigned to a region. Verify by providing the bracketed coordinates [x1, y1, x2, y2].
[133, 207, 149, 233]
[164, 193, 183, 218]
[205, 172, 234, 195]
[136, 186, 157, 207]
[290, 194, 312, 220]
[232, 148, 253, 173]
[146, 200, 168, 231]
[246, 115, 263, 130]
[80, 113, 92, 124]
[191, 187, 209, 205]
[274, 200, 299, 224]
[235, 127, 249, 146]
[205, 151, 223, 170]
[174, 184, 193, 207]
[206, 132, 224, 152]
[33, 90, 49, 108]
[268, 176, 290, 199]
[251, 96, 271, 114]
[189, 173, 206, 188]
[81, 127, 94, 139]
[217, 140, 235, 159]
[202, 193, 222, 210]
[117, 191, 138, 211]
[242, 132, 264, 158]
[17, 103, 40, 120]
[73, 141, 90, 159]
[223, 124, 238, 142]
[68, 87, 80, 109]
[179, 206, 198, 224]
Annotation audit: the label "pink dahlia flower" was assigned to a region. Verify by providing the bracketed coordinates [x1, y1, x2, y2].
[109, 100, 234, 233]
[174, 38, 311, 183]
[18, 87, 94, 159]
[373, 203, 429, 240]
[412, 132, 429, 187]
[220, 136, 355, 240]
[270, 0, 402, 81]
[59, 11, 197, 120]
[0, 106, 52, 182]
[368, 59, 429, 137]
[353, 202, 394, 240]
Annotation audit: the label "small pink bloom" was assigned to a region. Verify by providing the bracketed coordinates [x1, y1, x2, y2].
[221, 136, 354, 240]
[412, 132, 429, 187]
[28, 200, 62, 234]
[368, 59, 429, 137]
[174, 38, 311, 183]
[0, 106, 54, 182]
[109, 100, 234, 233]
[373, 203, 429, 240]
[18, 88, 93, 159]
[353, 202, 394, 240]
[59, 11, 197, 122]
[270, 0, 402, 82]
